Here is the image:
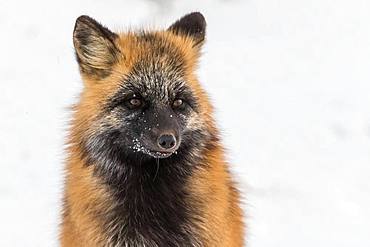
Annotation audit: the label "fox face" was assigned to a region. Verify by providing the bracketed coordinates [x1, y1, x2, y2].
[72, 13, 215, 171]
[107, 71, 197, 159]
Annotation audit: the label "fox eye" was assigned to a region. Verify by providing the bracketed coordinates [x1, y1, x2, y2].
[130, 98, 141, 106]
[125, 95, 143, 109]
[172, 99, 184, 109]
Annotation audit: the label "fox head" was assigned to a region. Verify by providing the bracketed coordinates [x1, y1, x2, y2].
[72, 13, 217, 172]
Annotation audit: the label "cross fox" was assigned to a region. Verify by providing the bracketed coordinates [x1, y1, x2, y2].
[61, 12, 244, 247]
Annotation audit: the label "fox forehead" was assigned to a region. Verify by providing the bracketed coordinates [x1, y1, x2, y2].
[121, 70, 186, 102]
[115, 31, 195, 64]
[114, 32, 197, 74]
[109, 33, 196, 102]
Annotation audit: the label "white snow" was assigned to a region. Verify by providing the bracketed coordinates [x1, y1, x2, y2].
[1, 0, 370, 246]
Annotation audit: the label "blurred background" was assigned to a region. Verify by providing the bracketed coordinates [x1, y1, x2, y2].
[1, 0, 370, 246]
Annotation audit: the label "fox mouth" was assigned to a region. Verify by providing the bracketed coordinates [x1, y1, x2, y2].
[131, 139, 177, 159]
[146, 149, 175, 159]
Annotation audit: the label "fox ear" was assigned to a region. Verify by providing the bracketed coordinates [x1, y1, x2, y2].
[73, 15, 120, 79]
[168, 12, 206, 47]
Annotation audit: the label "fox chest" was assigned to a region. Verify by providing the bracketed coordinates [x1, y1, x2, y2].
[99, 177, 202, 247]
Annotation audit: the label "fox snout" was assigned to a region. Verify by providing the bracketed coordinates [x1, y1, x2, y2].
[136, 107, 182, 158]
[157, 133, 177, 151]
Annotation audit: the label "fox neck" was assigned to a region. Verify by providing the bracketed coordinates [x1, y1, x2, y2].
[87, 144, 211, 246]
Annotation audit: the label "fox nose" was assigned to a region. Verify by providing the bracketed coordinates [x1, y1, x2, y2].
[157, 134, 176, 151]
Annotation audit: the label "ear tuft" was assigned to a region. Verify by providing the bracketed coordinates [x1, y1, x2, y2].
[168, 12, 206, 46]
[73, 15, 119, 79]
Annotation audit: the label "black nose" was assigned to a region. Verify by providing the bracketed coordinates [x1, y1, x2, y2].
[157, 134, 176, 150]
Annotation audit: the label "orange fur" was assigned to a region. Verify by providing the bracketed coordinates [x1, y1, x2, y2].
[61, 17, 244, 246]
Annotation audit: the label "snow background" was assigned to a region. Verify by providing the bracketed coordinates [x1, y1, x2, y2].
[1, 0, 370, 246]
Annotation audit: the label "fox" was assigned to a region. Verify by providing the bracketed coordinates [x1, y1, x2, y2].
[61, 12, 244, 247]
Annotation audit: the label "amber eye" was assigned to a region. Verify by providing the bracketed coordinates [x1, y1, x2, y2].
[172, 99, 184, 108]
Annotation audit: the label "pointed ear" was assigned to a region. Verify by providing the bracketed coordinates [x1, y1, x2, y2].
[73, 15, 120, 79]
[168, 12, 206, 47]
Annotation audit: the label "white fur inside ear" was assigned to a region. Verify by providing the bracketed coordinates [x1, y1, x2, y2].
[80, 35, 116, 70]
[73, 15, 119, 75]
